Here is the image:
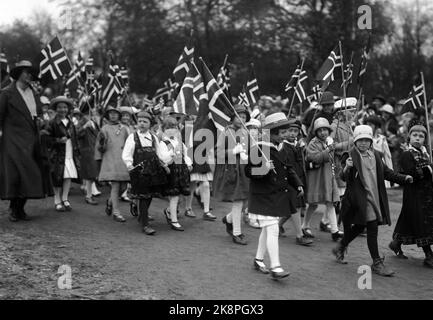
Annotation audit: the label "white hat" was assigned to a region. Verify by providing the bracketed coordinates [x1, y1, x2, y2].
[246, 118, 261, 128]
[334, 97, 357, 111]
[263, 112, 291, 130]
[380, 104, 394, 115]
[313, 117, 332, 133]
[353, 125, 373, 143]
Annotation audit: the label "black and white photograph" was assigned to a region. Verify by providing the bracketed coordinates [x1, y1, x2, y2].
[0, 0, 432, 305]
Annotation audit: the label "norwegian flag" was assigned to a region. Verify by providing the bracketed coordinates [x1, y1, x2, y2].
[39, 36, 72, 81]
[294, 70, 308, 103]
[173, 62, 204, 116]
[90, 77, 103, 106]
[246, 64, 260, 107]
[197, 57, 234, 131]
[85, 57, 95, 87]
[285, 65, 302, 92]
[173, 37, 194, 86]
[316, 45, 342, 91]
[142, 95, 153, 110]
[216, 56, 232, 102]
[357, 34, 371, 87]
[66, 51, 85, 89]
[237, 86, 250, 109]
[307, 84, 322, 103]
[153, 78, 177, 102]
[402, 82, 425, 113]
[102, 64, 124, 109]
[285, 61, 308, 103]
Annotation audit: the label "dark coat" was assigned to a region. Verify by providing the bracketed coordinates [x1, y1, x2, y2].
[280, 141, 307, 208]
[245, 142, 303, 217]
[44, 116, 81, 187]
[340, 148, 407, 226]
[393, 150, 433, 246]
[212, 126, 250, 202]
[76, 118, 99, 180]
[0, 82, 53, 199]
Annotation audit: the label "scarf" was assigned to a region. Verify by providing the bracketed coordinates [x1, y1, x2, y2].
[408, 144, 432, 179]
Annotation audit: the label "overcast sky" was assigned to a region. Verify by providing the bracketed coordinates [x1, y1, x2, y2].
[0, 0, 59, 26]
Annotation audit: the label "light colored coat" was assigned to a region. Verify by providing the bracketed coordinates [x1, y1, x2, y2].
[305, 137, 339, 204]
[95, 123, 130, 182]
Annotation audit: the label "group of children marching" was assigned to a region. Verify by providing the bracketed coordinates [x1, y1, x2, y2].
[39, 92, 433, 280]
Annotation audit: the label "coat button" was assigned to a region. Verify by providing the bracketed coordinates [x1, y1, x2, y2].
[284, 177, 288, 181]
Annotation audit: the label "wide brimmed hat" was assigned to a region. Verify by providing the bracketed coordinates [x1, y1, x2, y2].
[380, 104, 394, 115]
[10, 60, 39, 80]
[409, 124, 427, 136]
[364, 115, 382, 128]
[313, 117, 332, 134]
[49, 96, 73, 110]
[353, 125, 373, 143]
[334, 97, 357, 112]
[263, 112, 291, 130]
[119, 106, 134, 115]
[320, 91, 335, 105]
[233, 104, 251, 122]
[104, 106, 121, 118]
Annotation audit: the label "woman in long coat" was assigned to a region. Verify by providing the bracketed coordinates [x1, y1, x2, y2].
[389, 124, 433, 268]
[0, 60, 53, 221]
[44, 97, 80, 212]
[214, 105, 250, 245]
[75, 108, 100, 205]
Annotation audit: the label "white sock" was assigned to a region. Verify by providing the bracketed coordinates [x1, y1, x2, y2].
[231, 201, 243, 236]
[255, 227, 267, 261]
[266, 223, 281, 269]
[326, 203, 338, 233]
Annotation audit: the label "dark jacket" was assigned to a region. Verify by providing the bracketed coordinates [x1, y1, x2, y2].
[280, 141, 307, 208]
[245, 141, 303, 217]
[76, 117, 99, 180]
[44, 116, 81, 187]
[340, 148, 407, 226]
[0, 82, 53, 199]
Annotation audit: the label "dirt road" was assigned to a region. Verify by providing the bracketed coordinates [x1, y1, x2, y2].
[0, 187, 431, 300]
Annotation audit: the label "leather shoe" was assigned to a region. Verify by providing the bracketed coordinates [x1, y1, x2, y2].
[8, 213, 19, 222]
[113, 213, 126, 223]
[85, 197, 98, 206]
[222, 216, 233, 235]
[170, 222, 184, 231]
[232, 234, 247, 245]
[270, 267, 290, 280]
[296, 236, 313, 246]
[332, 230, 344, 241]
[254, 259, 269, 274]
[320, 221, 332, 233]
[143, 226, 156, 235]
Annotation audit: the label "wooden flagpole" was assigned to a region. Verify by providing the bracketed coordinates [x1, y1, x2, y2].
[421, 71, 432, 160]
[287, 57, 305, 119]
